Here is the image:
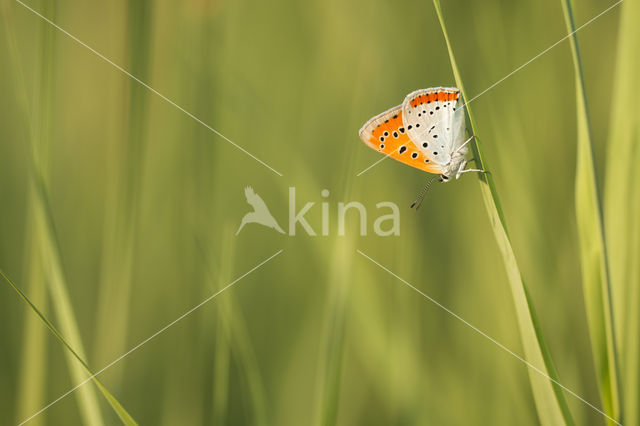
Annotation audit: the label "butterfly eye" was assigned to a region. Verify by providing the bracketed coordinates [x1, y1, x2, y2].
[441, 175, 450, 181]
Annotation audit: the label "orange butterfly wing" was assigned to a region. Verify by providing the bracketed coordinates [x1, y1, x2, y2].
[358, 105, 444, 174]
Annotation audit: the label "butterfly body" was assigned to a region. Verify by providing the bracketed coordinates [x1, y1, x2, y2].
[359, 87, 476, 181]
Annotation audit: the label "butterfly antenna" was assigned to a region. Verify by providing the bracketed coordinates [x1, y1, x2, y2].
[410, 175, 440, 210]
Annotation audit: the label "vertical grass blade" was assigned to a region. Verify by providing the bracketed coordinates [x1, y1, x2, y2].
[198, 228, 269, 426]
[603, 0, 640, 424]
[8, 0, 52, 420]
[624, 167, 640, 426]
[313, 240, 353, 426]
[3, 2, 103, 423]
[15, 208, 48, 426]
[560, 1, 622, 424]
[432, 1, 574, 424]
[0, 269, 137, 425]
[312, 63, 365, 425]
[211, 247, 231, 426]
[604, 0, 640, 347]
[29, 171, 115, 426]
[93, 0, 154, 383]
[211, 325, 230, 425]
[2, 3, 136, 423]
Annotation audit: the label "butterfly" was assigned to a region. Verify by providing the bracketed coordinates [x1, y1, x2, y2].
[358, 87, 483, 208]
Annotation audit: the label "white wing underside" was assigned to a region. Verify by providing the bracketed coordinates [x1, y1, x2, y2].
[401, 87, 467, 168]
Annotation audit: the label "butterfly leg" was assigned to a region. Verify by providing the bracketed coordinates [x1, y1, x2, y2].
[459, 168, 485, 174]
[455, 160, 485, 179]
[455, 135, 475, 153]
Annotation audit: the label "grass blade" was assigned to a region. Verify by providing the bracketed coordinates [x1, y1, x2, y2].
[0, 269, 138, 425]
[432, 1, 574, 424]
[311, 65, 365, 425]
[30, 171, 138, 425]
[603, 0, 640, 424]
[2, 3, 137, 423]
[93, 0, 154, 383]
[3, 2, 103, 423]
[313, 240, 353, 426]
[624, 173, 640, 426]
[15, 205, 48, 426]
[198, 229, 269, 426]
[211, 330, 230, 425]
[560, 1, 622, 424]
[10, 1, 51, 419]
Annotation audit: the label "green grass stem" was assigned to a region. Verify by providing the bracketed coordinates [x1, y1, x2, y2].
[561, 1, 622, 424]
[2, 2, 137, 423]
[604, 0, 640, 424]
[0, 268, 137, 425]
[92, 0, 154, 384]
[433, 1, 574, 424]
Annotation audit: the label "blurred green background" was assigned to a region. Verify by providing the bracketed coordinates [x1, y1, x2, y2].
[0, 0, 637, 425]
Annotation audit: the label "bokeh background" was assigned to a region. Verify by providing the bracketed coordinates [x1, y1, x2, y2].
[0, 0, 637, 425]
